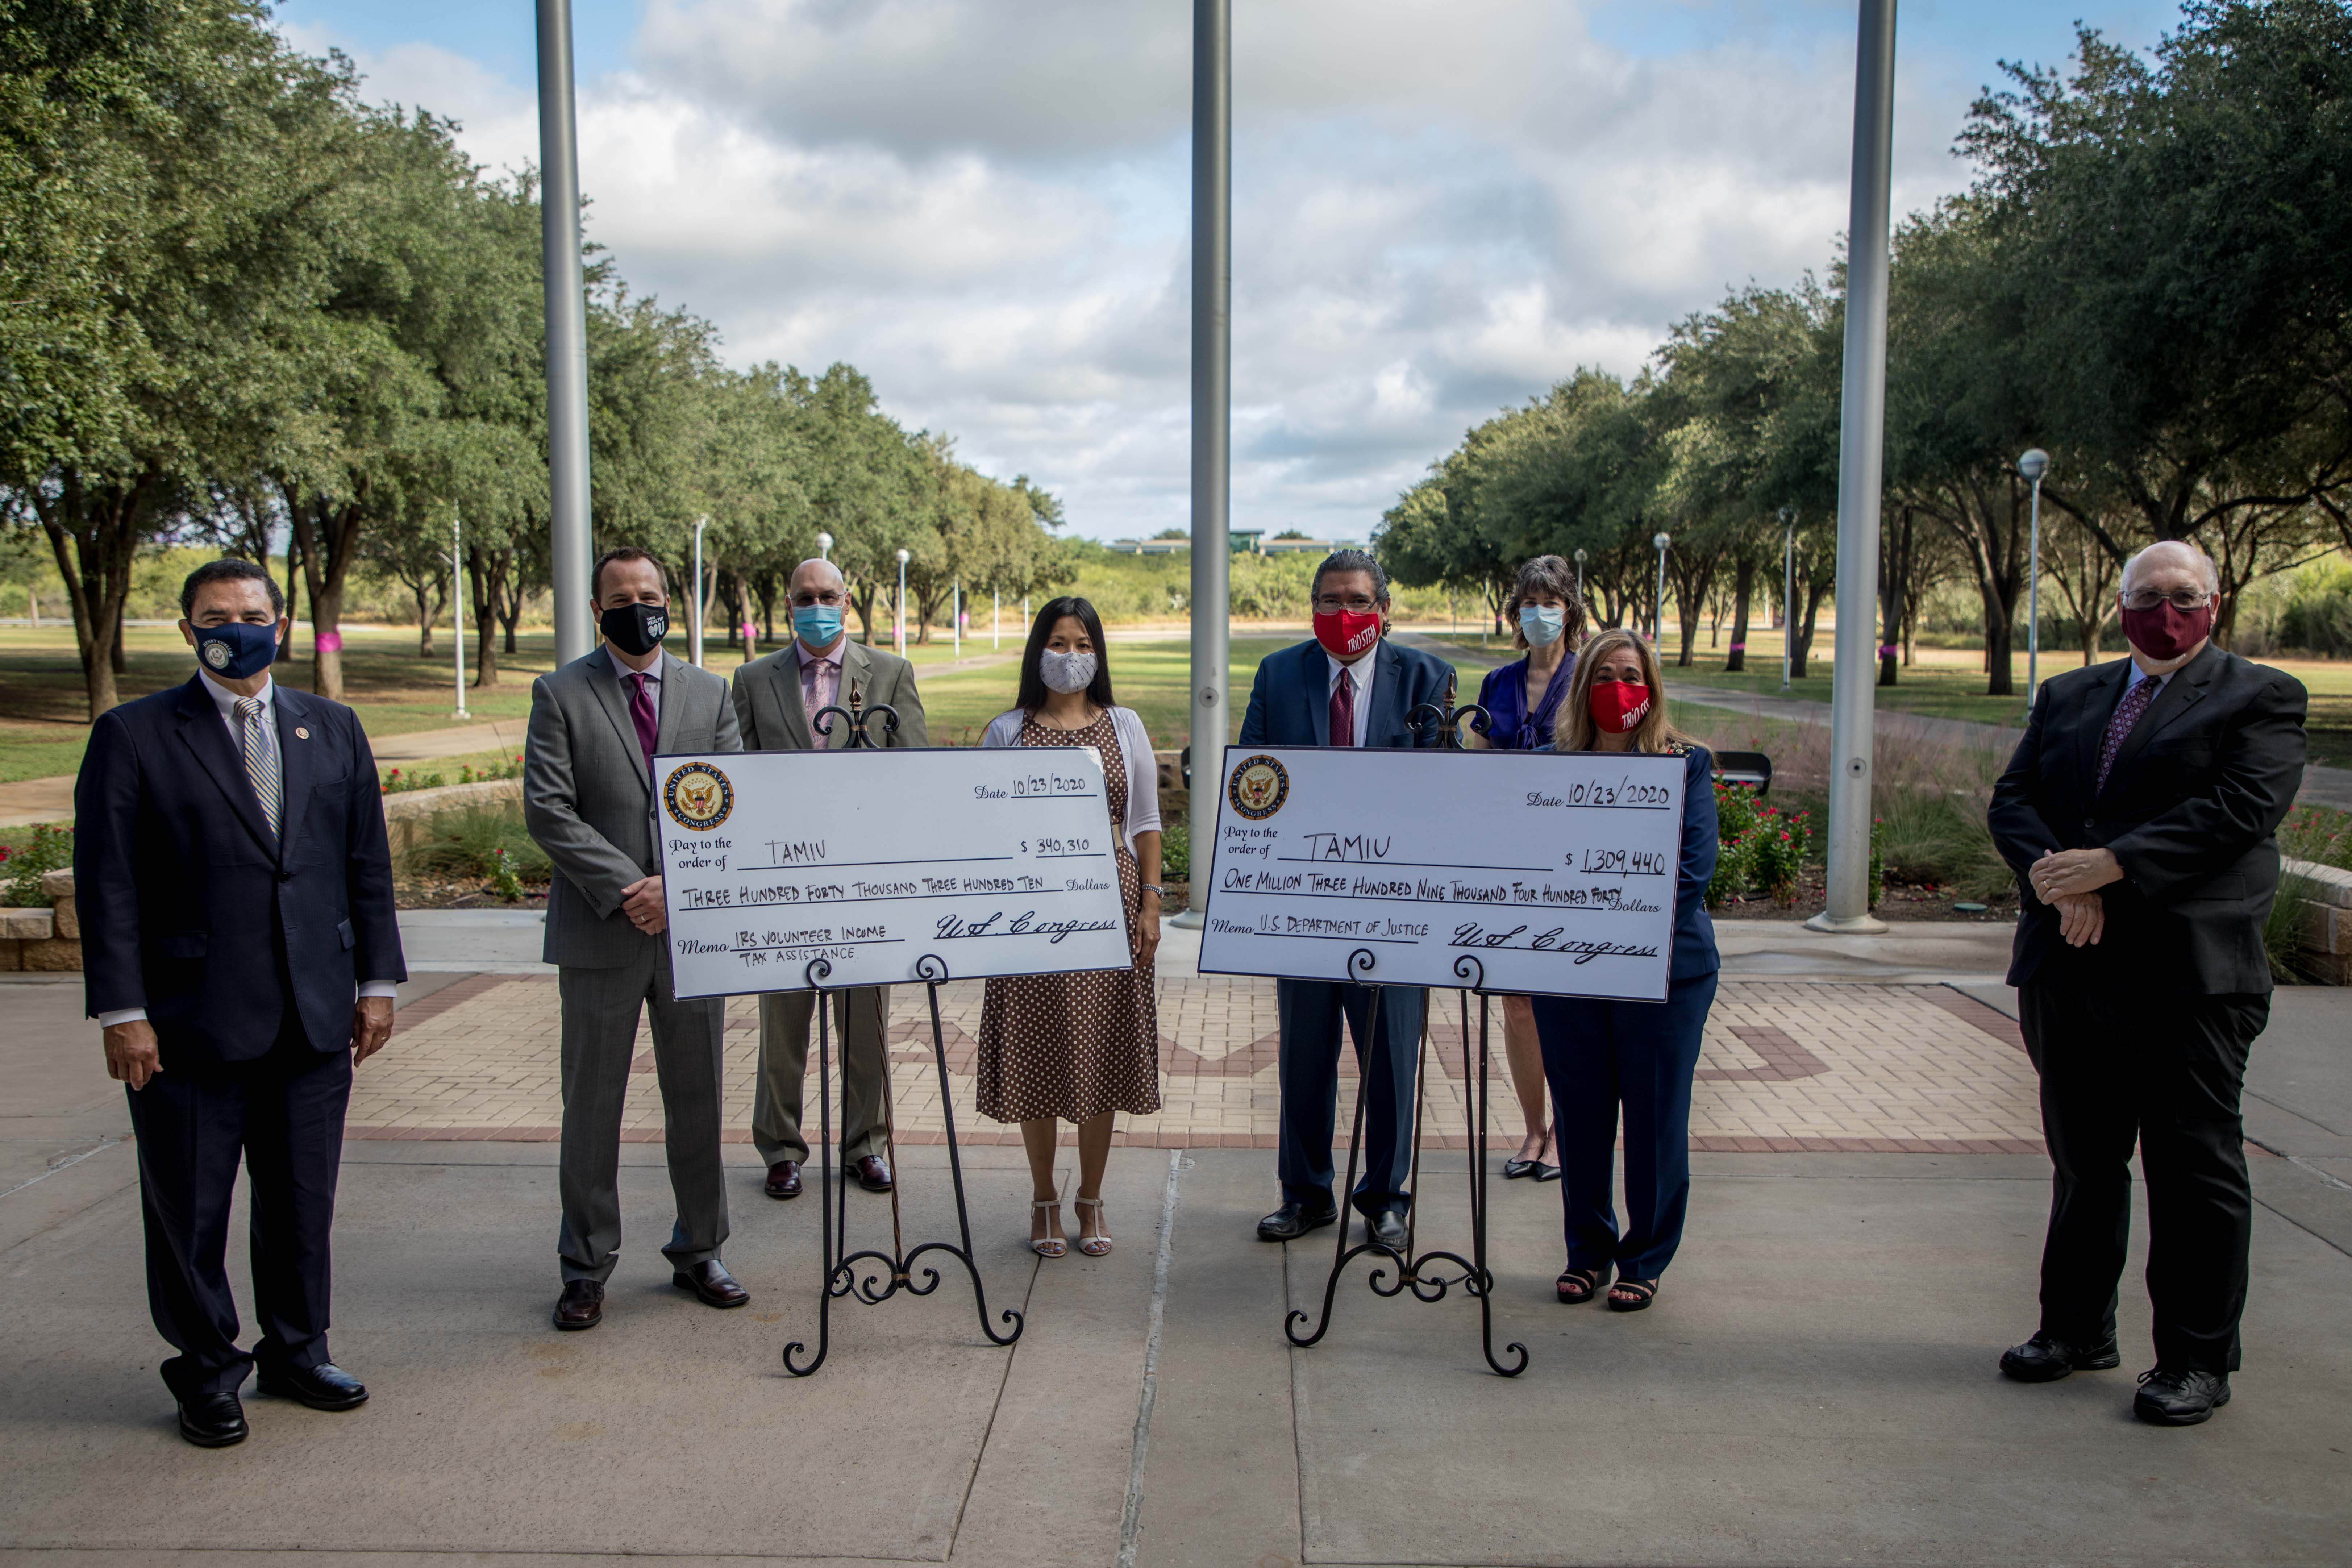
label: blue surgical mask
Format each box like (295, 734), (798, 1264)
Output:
(1519, 604), (1566, 647)
(193, 620), (280, 680)
(792, 604), (844, 648)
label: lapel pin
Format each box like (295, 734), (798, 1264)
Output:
(294, 727), (310, 740)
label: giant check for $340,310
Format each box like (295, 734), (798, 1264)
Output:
(1198, 746), (1687, 1001)
(652, 747), (1135, 1001)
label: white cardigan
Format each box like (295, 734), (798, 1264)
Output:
(980, 706), (1162, 861)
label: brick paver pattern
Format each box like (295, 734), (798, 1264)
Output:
(351, 974), (2043, 1155)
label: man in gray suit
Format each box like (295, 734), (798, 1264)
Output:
(732, 557), (928, 1201)
(524, 545), (748, 1331)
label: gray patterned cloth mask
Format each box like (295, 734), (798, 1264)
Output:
(1038, 649), (1098, 694)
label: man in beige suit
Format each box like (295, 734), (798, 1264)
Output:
(731, 557), (927, 1200)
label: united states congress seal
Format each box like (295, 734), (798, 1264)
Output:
(663, 762), (733, 831)
(1227, 754), (1289, 821)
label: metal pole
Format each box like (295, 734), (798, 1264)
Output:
(1176, 0), (1231, 931)
(691, 514), (707, 668)
(451, 512), (470, 720)
(896, 549), (909, 653)
(993, 589), (1000, 650)
(953, 580), (961, 658)
(536, 0), (593, 666)
(1653, 533), (1670, 645)
(1810, 0), (1897, 935)
(2026, 476), (2043, 703)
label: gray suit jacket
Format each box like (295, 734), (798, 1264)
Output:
(731, 638), (928, 751)
(524, 646), (744, 968)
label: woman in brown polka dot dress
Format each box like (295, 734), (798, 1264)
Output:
(977, 597), (1163, 1259)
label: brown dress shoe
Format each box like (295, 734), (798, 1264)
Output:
(764, 1160), (803, 1199)
(553, 1279), (604, 1331)
(847, 1154), (893, 1193)
(673, 1260), (750, 1308)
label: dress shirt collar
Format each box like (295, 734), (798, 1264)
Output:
(2121, 659), (2170, 701)
(795, 636), (846, 670)
(199, 668), (275, 717)
(1325, 641), (1378, 686)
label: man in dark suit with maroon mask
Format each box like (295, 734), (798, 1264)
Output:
(1989, 540), (2306, 1426)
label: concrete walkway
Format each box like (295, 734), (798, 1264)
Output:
(4, 925), (2348, 1565)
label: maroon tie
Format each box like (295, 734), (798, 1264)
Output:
(2095, 675), (2156, 794)
(1329, 666), (1356, 748)
(627, 670), (659, 773)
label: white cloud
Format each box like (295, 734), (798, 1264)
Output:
(305, 0), (1994, 541)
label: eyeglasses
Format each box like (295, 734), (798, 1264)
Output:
(1313, 595), (1379, 614)
(2121, 588), (2212, 613)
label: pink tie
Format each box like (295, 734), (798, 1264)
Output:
(627, 671), (658, 773)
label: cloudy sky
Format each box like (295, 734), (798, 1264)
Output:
(271, 0), (2187, 543)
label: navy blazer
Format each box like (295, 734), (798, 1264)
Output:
(1238, 637), (1456, 749)
(1661, 744), (1722, 985)
(74, 675), (406, 1065)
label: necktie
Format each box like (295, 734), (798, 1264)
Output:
(627, 670), (659, 773)
(2096, 676), (2157, 795)
(235, 697), (282, 839)
(1329, 666), (1356, 748)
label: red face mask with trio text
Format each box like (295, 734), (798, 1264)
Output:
(1314, 607), (1382, 661)
(1587, 679), (1652, 734)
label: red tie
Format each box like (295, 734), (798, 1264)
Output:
(1329, 666), (1356, 748)
(628, 670), (659, 773)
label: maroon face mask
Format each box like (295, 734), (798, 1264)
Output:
(2119, 599), (2214, 662)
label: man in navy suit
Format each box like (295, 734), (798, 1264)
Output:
(1239, 550), (1455, 1249)
(76, 559), (405, 1448)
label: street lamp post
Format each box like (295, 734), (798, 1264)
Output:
(690, 513), (709, 668)
(450, 510), (470, 720)
(1573, 548), (1586, 610)
(1780, 507), (1795, 690)
(1652, 532), (1671, 646)
(895, 548), (910, 653)
(815, 530), (833, 562)
(2019, 448), (2049, 704)
(993, 588), (1000, 650)
(953, 580), (961, 658)
(535, 0), (593, 664)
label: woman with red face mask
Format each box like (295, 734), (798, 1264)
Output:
(1529, 628), (1722, 1313)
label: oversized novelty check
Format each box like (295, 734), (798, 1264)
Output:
(1198, 745), (1685, 1000)
(652, 748), (1135, 999)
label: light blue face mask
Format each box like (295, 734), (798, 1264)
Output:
(792, 603), (844, 648)
(1519, 603), (1566, 647)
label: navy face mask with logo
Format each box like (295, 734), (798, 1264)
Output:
(193, 621), (281, 680)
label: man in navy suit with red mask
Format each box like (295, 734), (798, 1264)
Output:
(1238, 550), (1454, 1251)
(76, 559), (405, 1447)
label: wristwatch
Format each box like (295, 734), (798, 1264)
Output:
(1140, 883), (1166, 898)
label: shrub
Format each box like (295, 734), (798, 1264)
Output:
(403, 802), (551, 885)
(1746, 805), (1813, 904)
(0, 824), (72, 907)
(1161, 819), (1191, 882)
(382, 766), (446, 794)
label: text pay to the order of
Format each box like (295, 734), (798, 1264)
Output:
(653, 746), (1135, 999)
(1198, 745), (1684, 1000)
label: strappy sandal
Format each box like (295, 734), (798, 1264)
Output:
(1031, 1198), (1067, 1259)
(1607, 1277), (1658, 1312)
(1556, 1266), (1608, 1304)
(1074, 1195), (1112, 1257)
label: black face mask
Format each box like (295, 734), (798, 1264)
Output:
(600, 602), (668, 657)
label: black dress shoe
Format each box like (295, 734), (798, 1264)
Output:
(1502, 1157), (1536, 1180)
(1257, 1201), (1339, 1241)
(1364, 1210), (1408, 1252)
(256, 1361), (368, 1411)
(177, 1391), (248, 1448)
(553, 1278), (604, 1331)
(673, 1260), (750, 1308)
(764, 1160), (803, 1199)
(1999, 1331), (2121, 1383)
(2134, 1366), (2231, 1426)
(847, 1155), (893, 1193)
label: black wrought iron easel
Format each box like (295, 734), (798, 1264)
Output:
(781, 704), (1023, 1376)
(1283, 702), (1527, 1377)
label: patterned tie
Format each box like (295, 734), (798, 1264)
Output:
(235, 697), (282, 839)
(2096, 675), (2157, 795)
(627, 670), (659, 773)
(1329, 666), (1356, 748)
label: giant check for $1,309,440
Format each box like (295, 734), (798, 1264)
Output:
(652, 748), (1136, 1001)
(1198, 746), (1686, 1001)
